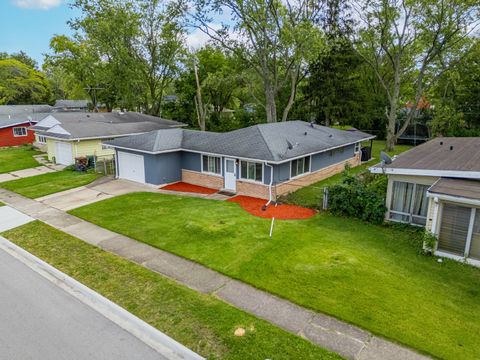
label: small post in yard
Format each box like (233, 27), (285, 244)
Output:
(269, 217), (275, 238)
(323, 187), (329, 210)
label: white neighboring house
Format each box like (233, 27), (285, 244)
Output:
(370, 137), (480, 267)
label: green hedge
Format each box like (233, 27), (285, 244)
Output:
(328, 171), (387, 224)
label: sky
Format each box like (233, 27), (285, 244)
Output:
(0, 0), (78, 66)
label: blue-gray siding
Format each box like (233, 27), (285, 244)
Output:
(117, 143), (356, 186)
(144, 151), (182, 185)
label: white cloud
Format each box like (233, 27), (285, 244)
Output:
(11, 0), (62, 10)
(185, 28), (215, 50)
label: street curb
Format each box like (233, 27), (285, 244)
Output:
(0, 236), (204, 360)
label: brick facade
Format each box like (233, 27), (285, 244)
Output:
(182, 169), (224, 189)
(237, 180), (270, 199)
(274, 154), (361, 197)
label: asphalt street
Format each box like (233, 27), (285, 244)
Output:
(0, 247), (167, 360)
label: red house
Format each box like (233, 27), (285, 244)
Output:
(0, 105), (53, 147)
(0, 116), (37, 147)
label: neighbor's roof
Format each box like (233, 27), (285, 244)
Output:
(105, 121), (374, 162)
(54, 99), (89, 109)
(428, 178), (480, 201)
(0, 104), (53, 115)
(388, 138), (480, 172)
(0, 112), (52, 129)
(31, 112), (186, 140)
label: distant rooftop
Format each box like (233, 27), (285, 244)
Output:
(31, 111), (185, 140)
(0, 105), (53, 115)
(53, 100), (89, 109)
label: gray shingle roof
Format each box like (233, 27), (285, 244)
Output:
(0, 112), (52, 129)
(105, 121), (374, 162)
(428, 178), (480, 201)
(386, 137), (480, 172)
(31, 112), (186, 139)
(54, 100), (89, 109)
(0, 105), (53, 115)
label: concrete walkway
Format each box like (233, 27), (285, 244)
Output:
(0, 188), (429, 360)
(0, 155), (65, 184)
(36, 178), (158, 211)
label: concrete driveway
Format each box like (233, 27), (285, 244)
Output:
(36, 178), (158, 211)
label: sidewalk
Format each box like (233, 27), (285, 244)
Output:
(0, 188), (429, 360)
(0, 155), (65, 184)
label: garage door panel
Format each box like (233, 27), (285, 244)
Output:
(55, 142), (73, 165)
(118, 152), (145, 184)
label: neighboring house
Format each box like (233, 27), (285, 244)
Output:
(31, 112), (185, 165)
(105, 121), (374, 200)
(0, 110), (52, 147)
(53, 99), (89, 111)
(370, 137), (480, 266)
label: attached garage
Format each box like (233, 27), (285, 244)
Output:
(55, 141), (73, 165)
(118, 151), (145, 184)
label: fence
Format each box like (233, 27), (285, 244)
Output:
(93, 155), (116, 176)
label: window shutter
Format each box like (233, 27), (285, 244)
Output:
(438, 204), (471, 256)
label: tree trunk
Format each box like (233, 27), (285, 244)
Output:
(281, 67), (300, 122)
(194, 63), (206, 131)
(386, 105), (397, 151)
(265, 86), (277, 123)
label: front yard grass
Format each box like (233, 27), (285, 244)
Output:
(282, 140), (413, 208)
(0, 146), (42, 174)
(70, 192), (480, 360)
(1, 221), (341, 360)
(0, 170), (100, 198)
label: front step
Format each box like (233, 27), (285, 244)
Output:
(217, 189), (237, 197)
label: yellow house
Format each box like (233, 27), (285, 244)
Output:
(31, 112), (185, 165)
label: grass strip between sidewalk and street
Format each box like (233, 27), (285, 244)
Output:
(1, 221), (342, 360)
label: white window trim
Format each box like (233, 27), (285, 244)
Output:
(290, 155), (312, 180)
(37, 135), (47, 144)
(388, 181), (428, 226)
(239, 160), (264, 184)
(355, 142), (361, 153)
(201, 154), (222, 177)
(13, 127), (27, 137)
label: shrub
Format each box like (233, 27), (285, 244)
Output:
(328, 171), (387, 224)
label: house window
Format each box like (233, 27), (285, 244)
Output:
(389, 181), (428, 226)
(202, 155), (221, 175)
(437, 205), (480, 261)
(240, 161), (262, 182)
(291, 156), (310, 178)
(13, 127), (27, 137)
(37, 135), (47, 144)
(355, 142), (361, 152)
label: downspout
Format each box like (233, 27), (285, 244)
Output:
(264, 162), (274, 207)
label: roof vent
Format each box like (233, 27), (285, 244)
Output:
(304, 132), (308, 136)
(86, 114), (90, 118)
(310, 121), (315, 128)
(439, 141), (443, 145)
(329, 134), (333, 138)
(450, 145), (454, 150)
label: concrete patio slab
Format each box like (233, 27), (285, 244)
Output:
(37, 187), (113, 211)
(0, 206), (34, 232)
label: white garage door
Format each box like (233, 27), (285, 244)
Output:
(55, 141), (73, 165)
(118, 151), (145, 184)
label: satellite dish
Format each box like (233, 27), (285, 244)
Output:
(380, 151), (392, 165)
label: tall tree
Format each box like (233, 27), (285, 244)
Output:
(355, 0), (480, 150)
(0, 59), (51, 104)
(193, 0), (323, 123)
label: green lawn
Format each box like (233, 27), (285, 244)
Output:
(282, 140), (413, 208)
(0, 170), (100, 198)
(0, 146), (42, 174)
(2, 221), (340, 360)
(70, 193), (480, 360)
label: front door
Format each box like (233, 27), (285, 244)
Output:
(224, 158), (236, 192)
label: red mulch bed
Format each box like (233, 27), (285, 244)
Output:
(227, 195), (316, 220)
(161, 182), (218, 195)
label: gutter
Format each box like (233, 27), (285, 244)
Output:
(264, 162), (274, 207)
